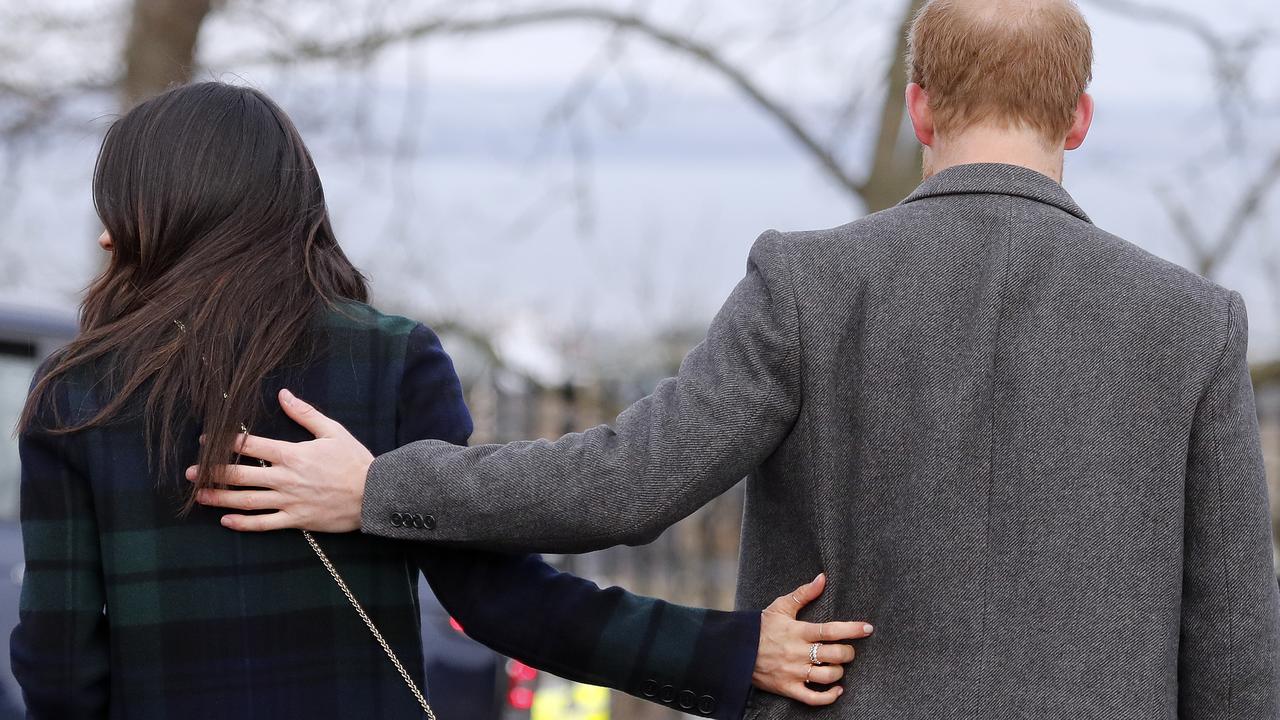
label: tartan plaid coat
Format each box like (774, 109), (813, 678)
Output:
(12, 301), (759, 719)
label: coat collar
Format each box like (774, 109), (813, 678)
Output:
(899, 162), (1092, 224)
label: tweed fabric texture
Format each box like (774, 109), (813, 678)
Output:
(366, 163), (1280, 719)
(13, 302), (759, 719)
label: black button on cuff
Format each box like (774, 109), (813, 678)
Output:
(697, 695), (716, 715)
(390, 512), (404, 528)
(411, 514), (425, 529)
(422, 514), (437, 530)
(639, 679), (658, 698)
(659, 684), (676, 703)
(678, 690), (696, 710)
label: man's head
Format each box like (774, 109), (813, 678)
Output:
(905, 0), (1095, 179)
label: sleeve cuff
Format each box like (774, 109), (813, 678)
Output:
(715, 609), (761, 720)
(361, 445), (448, 541)
(624, 607), (760, 719)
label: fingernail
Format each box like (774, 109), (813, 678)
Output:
(198, 434), (206, 445)
(280, 389), (295, 405)
(863, 623), (875, 634)
(836, 687), (844, 695)
(220, 516), (233, 528)
(185, 467), (197, 481)
(814, 572), (824, 582)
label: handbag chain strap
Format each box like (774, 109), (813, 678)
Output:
(301, 529), (437, 719)
(238, 423), (436, 718)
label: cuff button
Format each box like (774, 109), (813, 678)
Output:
(423, 514), (437, 530)
(659, 685), (676, 704)
(678, 690), (696, 710)
(390, 512), (404, 528)
(640, 679), (657, 698)
(698, 695), (716, 715)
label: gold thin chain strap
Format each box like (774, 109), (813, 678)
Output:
(237, 423), (436, 718)
(300, 529), (437, 719)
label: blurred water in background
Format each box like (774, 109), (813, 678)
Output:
(1, 85), (1276, 358)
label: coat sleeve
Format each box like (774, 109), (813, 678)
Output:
(1178, 292), (1280, 718)
(363, 232), (802, 553)
(10, 381), (111, 719)
(396, 323), (760, 719)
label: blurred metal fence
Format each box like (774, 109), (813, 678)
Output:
(463, 371), (743, 720)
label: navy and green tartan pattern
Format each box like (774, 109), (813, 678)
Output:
(12, 301), (759, 719)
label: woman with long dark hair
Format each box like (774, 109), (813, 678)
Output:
(12, 82), (867, 719)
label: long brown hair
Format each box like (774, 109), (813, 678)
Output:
(21, 82), (368, 512)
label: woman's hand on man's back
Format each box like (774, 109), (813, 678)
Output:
(754, 573), (875, 706)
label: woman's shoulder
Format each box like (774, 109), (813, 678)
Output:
(311, 299), (453, 374)
(316, 299), (421, 337)
(23, 353), (103, 434)
(309, 299), (471, 446)
(314, 299), (452, 347)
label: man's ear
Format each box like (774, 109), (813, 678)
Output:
(1065, 92), (1095, 151)
(906, 83), (935, 147)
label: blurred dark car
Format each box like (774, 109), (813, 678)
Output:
(418, 578), (508, 719)
(0, 304), (527, 720)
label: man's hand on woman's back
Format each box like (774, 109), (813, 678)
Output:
(189, 388), (372, 533)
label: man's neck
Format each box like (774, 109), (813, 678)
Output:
(923, 125), (1066, 183)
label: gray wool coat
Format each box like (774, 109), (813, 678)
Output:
(365, 163), (1280, 719)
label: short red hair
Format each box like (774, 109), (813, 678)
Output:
(908, 0), (1094, 140)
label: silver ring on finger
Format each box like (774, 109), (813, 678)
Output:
(810, 643), (823, 666)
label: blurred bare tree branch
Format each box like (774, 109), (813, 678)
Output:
(123, 0), (218, 106)
(217, 1), (926, 212)
(0, 3), (123, 135)
(1154, 149), (1280, 277)
(864, 0), (926, 212)
(1085, 0), (1280, 279)
(1085, 0), (1272, 144)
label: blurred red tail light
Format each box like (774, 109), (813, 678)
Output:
(505, 659), (539, 710)
(508, 686), (535, 710)
(506, 660), (539, 683)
